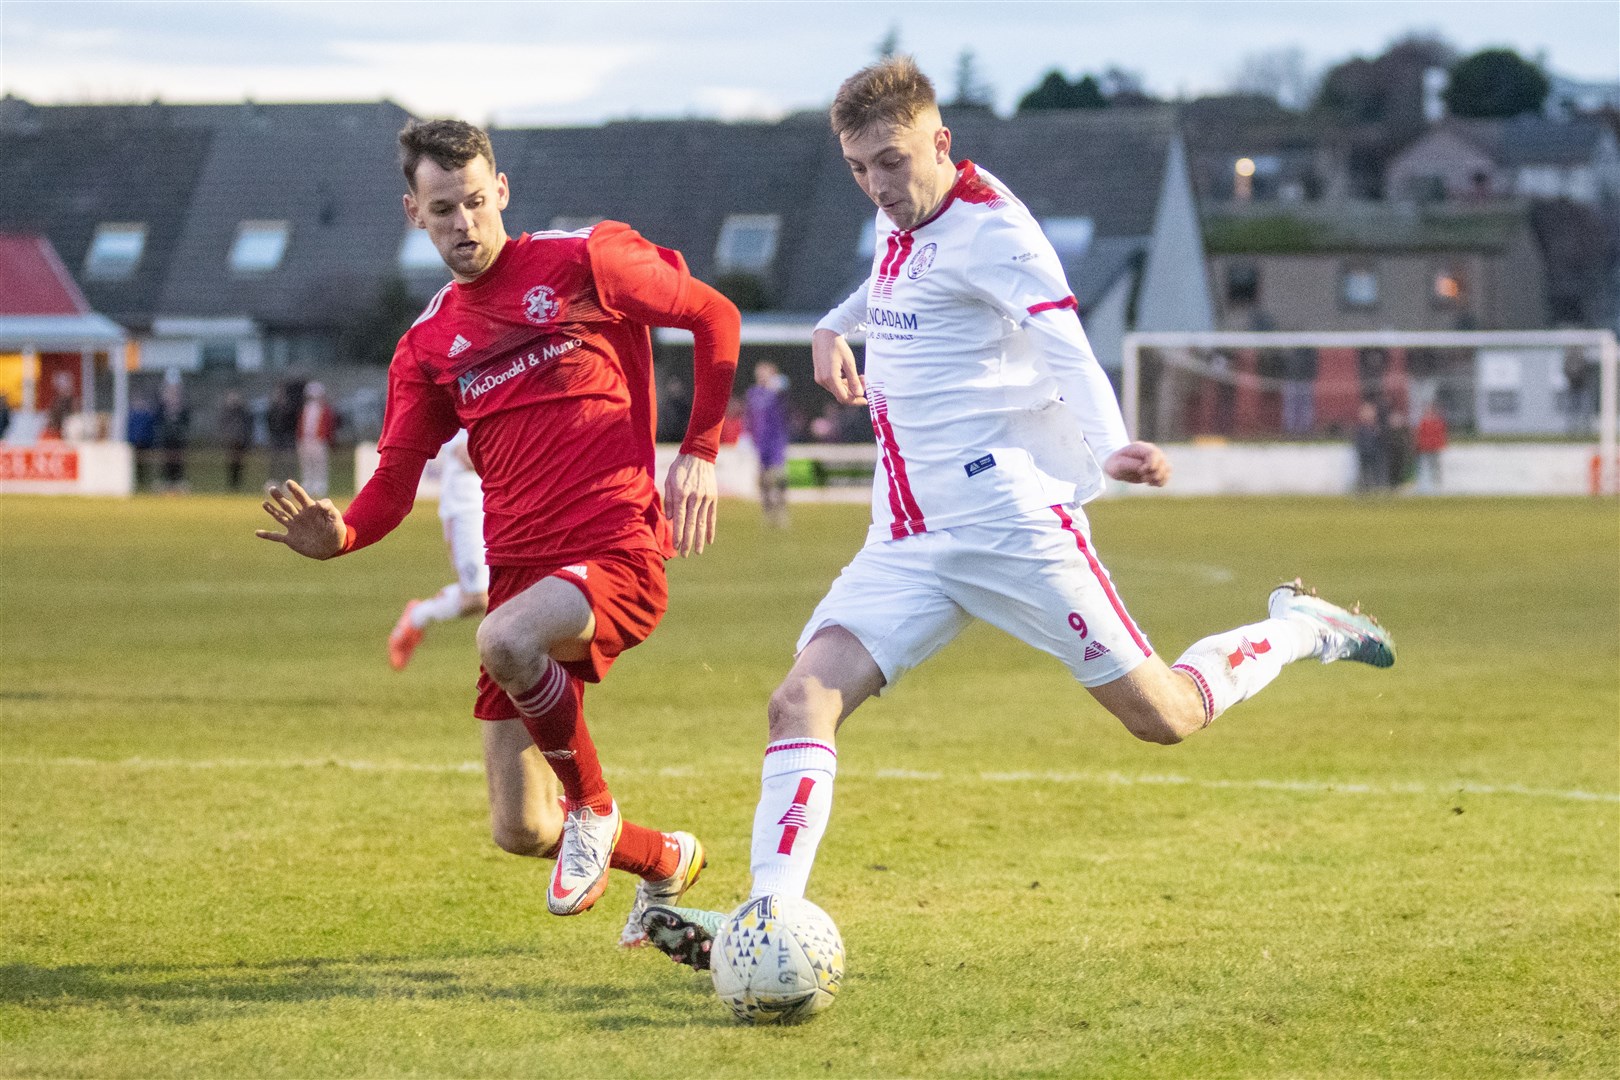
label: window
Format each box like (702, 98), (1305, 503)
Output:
(1339, 265), (1380, 309)
(1040, 216), (1094, 257)
(228, 220), (290, 273)
(715, 214), (780, 273)
(1431, 265), (1467, 308)
(547, 215), (603, 233)
(84, 223), (146, 280)
(1224, 261), (1260, 305)
(398, 228), (442, 272)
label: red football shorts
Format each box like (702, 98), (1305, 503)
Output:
(473, 548), (669, 721)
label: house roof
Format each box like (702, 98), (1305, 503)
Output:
(1, 97), (1185, 334)
(494, 105), (1179, 315)
(0, 233), (126, 348)
(0, 233), (89, 314)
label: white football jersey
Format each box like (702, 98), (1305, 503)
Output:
(819, 161), (1130, 546)
(436, 428), (485, 524)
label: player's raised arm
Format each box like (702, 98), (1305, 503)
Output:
(587, 222), (741, 557)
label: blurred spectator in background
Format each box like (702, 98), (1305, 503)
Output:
(45, 371), (76, 439)
(658, 374), (691, 443)
(1414, 403), (1449, 494)
(745, 360), (791, 528)
(1281, 348), (1317, 436)
(296, 380), (337, 497)
(1386, 408), (1414, 489)
(720, 395), (745, 448)
(0, 391), (11, 441)
(218, 390), (253, 492)
(1353, 401), (1389, 494)
(156, 380), (190, 493)
(266, 381), (299, 485)
(126, 394), (157, 489)
(1564, 350), (1595, 435)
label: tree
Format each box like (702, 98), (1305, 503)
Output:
(1017, 70), (1109, 113)
(874, 25), (900, 60)
(952, 49), (994, 108)
(1230, 46), (1318, 111)
(1444, 48), (1550, 118)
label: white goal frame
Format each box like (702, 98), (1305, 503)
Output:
(1120, 329), (1620, 495)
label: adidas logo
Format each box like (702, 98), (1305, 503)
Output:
(1083, 642), (1111, 662)
(448, 334), (472, 358)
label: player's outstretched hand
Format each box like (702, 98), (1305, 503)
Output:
(664, 453), (717, 557)
(255, 479), (346, 559)
(812, 328), (866, 406)
(1104, 442), (1171, 487)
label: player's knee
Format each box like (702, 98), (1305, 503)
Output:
(767, 677), (824, 740)
(476, 612), (528, 685)
(1116, 703), (1199, 746)
(490, 821), (540, 856)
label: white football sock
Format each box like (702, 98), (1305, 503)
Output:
(748, 739), (837, 901)
(1170, 617), (1317, 726)
(411, 584), (466, 629)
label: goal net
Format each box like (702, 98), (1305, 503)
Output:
(1120, 330), (1619, 494)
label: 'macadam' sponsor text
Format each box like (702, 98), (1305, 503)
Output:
(866, 306), (918, 330)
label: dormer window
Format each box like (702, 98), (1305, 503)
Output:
(85, 223), (146, 280)
(715, 214), (781, 273)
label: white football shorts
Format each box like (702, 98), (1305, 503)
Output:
(796, 503), (1153, 691)
(442, 509), (490, 595)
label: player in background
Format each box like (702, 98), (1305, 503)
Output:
(744, 360), (792, 528)
(257, 119), (739, 938)
(642, 57), (1395, 967)
(388, 428), (489, 671)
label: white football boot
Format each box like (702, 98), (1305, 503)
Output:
(1268, 579), (1396, 668)
(619, 831), (707, 948)
(547, 800), (621, 916)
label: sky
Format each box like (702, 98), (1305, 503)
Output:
(3, 0), (1617, 127)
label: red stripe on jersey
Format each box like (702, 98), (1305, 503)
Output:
(869, 389), (925, 538)
(874, 231), (914, 300)
(1027, 295), (1079, 316)
(1051, 505), (1151, 657)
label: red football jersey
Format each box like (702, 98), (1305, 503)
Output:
(372, 222), (733, 567)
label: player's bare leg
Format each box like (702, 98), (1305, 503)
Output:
(482, 718), (564, 856)
(478, 577), (619, 915)
(644, 625), (883, 968)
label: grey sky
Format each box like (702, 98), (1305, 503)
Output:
(4, 1), (1616, 126)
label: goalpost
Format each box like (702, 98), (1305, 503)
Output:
(1120, 329), (1620, 495)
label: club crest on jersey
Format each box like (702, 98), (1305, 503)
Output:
(522, 284), (560, 325)
(907, 242), (938, 279)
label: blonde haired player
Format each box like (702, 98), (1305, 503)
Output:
(643, 56), (1395, 966)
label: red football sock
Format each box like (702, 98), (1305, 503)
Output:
(611, 824), (682, 880)
(509, 659), (611, 812)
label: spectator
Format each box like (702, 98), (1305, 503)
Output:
(745, 360), (792, 528)
(1280, 348), (1318, 436)
(45, 371), (76, 439)
(1414, 403), (1449, 494)
(0, 391), (11, 441)
(296, 380), (337, 498)
(156, 380), (190, 493)
(218, 390), (254, 492)
(658, 374), (691, 443)
(1353, 401), (1389, 494)
(266, 381), (300, 486)
(1386, 408), (1415, 489)
(126, 395), (157, 489)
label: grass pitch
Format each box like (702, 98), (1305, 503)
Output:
(1, 493), (1616, 1078)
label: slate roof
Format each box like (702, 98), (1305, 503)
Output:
(1, 97), (1180, 334)
(493, 105), (1176, 315)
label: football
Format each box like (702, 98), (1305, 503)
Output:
(710, 894), (845, 1025)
